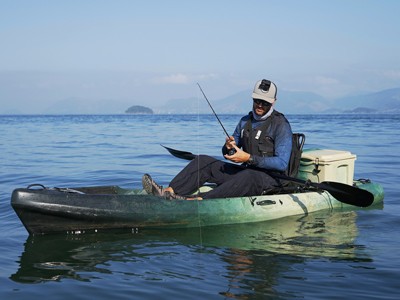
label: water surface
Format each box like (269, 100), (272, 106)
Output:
(1, 114), (399, 299)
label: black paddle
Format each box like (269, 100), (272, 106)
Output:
(161, 145), (375, 208)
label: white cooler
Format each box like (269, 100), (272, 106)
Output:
(297, 149), (357, 185)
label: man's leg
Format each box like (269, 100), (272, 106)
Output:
(169, 155), (242, 196)
(202, 168), (279, 199)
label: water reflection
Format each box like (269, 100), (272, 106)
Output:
(11, 208), (378, 287)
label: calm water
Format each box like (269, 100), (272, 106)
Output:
(1, 114), (399, 299)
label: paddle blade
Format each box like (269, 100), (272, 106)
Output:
(316, 181), (374, 207)
(161, 145), (195, 161)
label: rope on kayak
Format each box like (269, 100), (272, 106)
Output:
(53, 187), (86, 194)
(26, 183), (85, 194)
(357, 178), (371, 184)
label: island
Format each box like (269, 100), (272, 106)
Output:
(125, 105), (153, 114)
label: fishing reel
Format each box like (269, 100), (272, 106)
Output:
(228, 148), (236, 155)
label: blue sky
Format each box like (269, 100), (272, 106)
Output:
(1, 0), (399, 113)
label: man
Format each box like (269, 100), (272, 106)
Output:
(143, 79), (293, 200)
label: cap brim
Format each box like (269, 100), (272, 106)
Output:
(252, 93), (275, 104)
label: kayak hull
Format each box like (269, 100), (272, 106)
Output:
(11, 181), (384, 235)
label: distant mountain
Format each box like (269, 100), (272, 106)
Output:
(27, 87), (400, 115)
(155, 90), (330, 115)
(334, 88), (400, 113)
(153, 97), (202, 114)
(272, 90), (330, 114)
(342, 107), (378, 114)
(43, 97), (133, 114)
(154, 87), (400, 114)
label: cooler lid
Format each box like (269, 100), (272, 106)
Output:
(301, 149), (356, 163)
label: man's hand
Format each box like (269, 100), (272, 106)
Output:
(225, 136), (236, 150)
(224, 144), (251, 163)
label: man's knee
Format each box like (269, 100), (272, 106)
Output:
(195, 155), (219, 166)
(243, 169), (275, 185)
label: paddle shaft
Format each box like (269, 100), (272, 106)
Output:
(161, 145), (374, 207)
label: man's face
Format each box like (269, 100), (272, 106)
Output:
(253, 99), (272, 116)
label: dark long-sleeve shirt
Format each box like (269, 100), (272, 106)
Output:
(223, 110), (293, 172)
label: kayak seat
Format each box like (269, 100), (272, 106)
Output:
(263, 133), (306, 194)
(286, 133), (305, 178)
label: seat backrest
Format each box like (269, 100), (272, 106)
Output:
(286, 133), (305, 178)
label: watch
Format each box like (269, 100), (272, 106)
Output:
(247, 155), (255, 165)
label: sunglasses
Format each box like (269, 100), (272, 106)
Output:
(253, 99), (271, 108)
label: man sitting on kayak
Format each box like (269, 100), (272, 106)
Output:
(143, 79), (293, 200)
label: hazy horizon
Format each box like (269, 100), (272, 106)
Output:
(1, 0), (399, 114)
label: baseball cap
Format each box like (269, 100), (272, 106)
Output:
(251, 79), (277, 104)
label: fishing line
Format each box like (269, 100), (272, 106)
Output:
(195, 85), (203, 247)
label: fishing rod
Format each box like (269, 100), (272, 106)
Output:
(197, 83), (236, 155)
(197, 83), (231, 138)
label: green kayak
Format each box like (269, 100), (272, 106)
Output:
(11, 178), (383, 235)
(11, 147), (384, 235)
